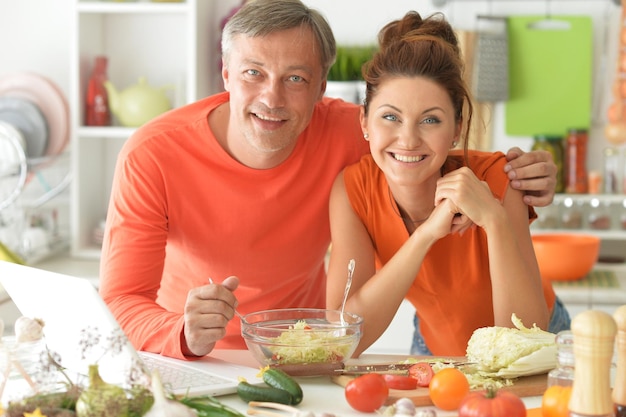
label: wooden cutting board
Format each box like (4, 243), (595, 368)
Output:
(331, 372), (547, 407)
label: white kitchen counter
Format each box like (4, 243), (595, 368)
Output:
(210, 349), (544, 416)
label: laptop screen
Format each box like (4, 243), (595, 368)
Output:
(0, 260), (261, 398)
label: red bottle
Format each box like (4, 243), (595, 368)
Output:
(85, 56), (110, 126)
(564, 128), (588, 194)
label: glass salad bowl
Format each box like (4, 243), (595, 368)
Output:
(241, 308), (363, 371)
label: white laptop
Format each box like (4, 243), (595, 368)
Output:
(0, 260), (261, 397)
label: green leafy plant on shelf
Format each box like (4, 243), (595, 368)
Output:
(327, 45), (377, 81)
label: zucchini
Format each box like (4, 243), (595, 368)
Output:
(236, 381), (293, 405)
(262, 368), (303, 405)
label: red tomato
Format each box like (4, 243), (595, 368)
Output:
(428, 368), (470, 411)
(345, 373), (389, 412)
(382, 374), (418, 390)
(408, 362), (434, 387)
(458, 387), (526, 417)
(541, 385), (572, 417)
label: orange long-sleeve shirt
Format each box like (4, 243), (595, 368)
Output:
(99, 92), (368, 358)
(344, 151), (556, 355)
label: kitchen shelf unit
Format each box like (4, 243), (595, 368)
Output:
(69, 0), (212, 259)
(531, 193), (626, 240)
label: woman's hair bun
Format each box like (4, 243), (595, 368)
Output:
(378, 11), (458, 55)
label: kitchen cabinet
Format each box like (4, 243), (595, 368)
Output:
(69, 0), (212, 258)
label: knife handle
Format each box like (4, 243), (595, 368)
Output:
(269, 362), (344, 377)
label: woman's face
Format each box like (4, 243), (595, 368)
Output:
(361, 76), (460, 187)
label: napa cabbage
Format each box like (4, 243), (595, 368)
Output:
(465, 314), (557, 378)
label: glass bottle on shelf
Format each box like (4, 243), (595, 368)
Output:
(623, 148), (626, 194)
(564, 128), (588, 194)
(603, 147), (620, 194)
(547, 330), (574, 387)
(85, 55), (110, 127)
(621, 199), (626, 231)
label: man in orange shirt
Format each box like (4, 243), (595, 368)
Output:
(99, 0), (558, 359)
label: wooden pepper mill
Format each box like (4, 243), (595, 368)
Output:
(614, 305), (626, 417)
(569, 310), (617, 417)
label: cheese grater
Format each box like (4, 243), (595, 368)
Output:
(472, 16), (509, 102)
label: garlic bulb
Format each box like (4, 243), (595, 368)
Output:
(15, 316), (45, 343)
(76, 364), (129, 417)
(393, 398), (416, 416)
(144, 370), (196, 417)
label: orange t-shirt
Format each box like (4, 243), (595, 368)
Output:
(343, 151), (556, 356)
(99, 92), (368, 358)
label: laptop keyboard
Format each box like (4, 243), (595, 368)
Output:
(141, 354), (233, 390)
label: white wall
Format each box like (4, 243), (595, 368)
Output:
(0, 0), (73, 96)
(0, 0), (622, 167)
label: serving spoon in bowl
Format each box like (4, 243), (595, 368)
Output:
(339, 259), (355, 326)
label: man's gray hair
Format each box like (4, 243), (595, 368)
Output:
(222, 0), (337, 77)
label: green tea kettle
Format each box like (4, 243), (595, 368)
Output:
(104, 77), (172, 127)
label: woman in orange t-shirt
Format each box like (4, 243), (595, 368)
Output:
(326, 11), (570, 357)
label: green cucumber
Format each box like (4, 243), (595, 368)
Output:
(236, 381), (293, 405)
(262, 368), (303, 405)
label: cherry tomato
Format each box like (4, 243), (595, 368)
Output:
(345, 373), (389, 412)
(458, 386), (525, 417)
(408, 362), (434, 387)
(382, 374), (418, 390)
(541, 385), (572, 417)
(428, 368), (470, 411)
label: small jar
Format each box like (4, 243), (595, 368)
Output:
(621, 199), (626, 231)
(588, 198), (612, 230)
(0, 336), (46, 402)
(588, 170), (602, 195)
(547, 330), (575, 387)
(532, 134), (564, 193)
(564, 128), (588, 194)
(535, 200), (561, 229)
(561, 197), (583, 229)
(603, 147), (620, 194)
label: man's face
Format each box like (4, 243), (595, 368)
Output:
(222, 26), (326, 168)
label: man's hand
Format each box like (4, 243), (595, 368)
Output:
(504, 147), (557, 207)
(182, 276), (240, 357)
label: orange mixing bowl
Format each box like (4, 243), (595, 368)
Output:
(532, 233), (600, 281)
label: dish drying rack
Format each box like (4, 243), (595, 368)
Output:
(0, 149), (72, 264)
(0, 72), (71, 264)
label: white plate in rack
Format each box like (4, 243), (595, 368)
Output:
(0, 121), (28, 211)
(0, 96), (49, 159)
(0, 72), (69, 161)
